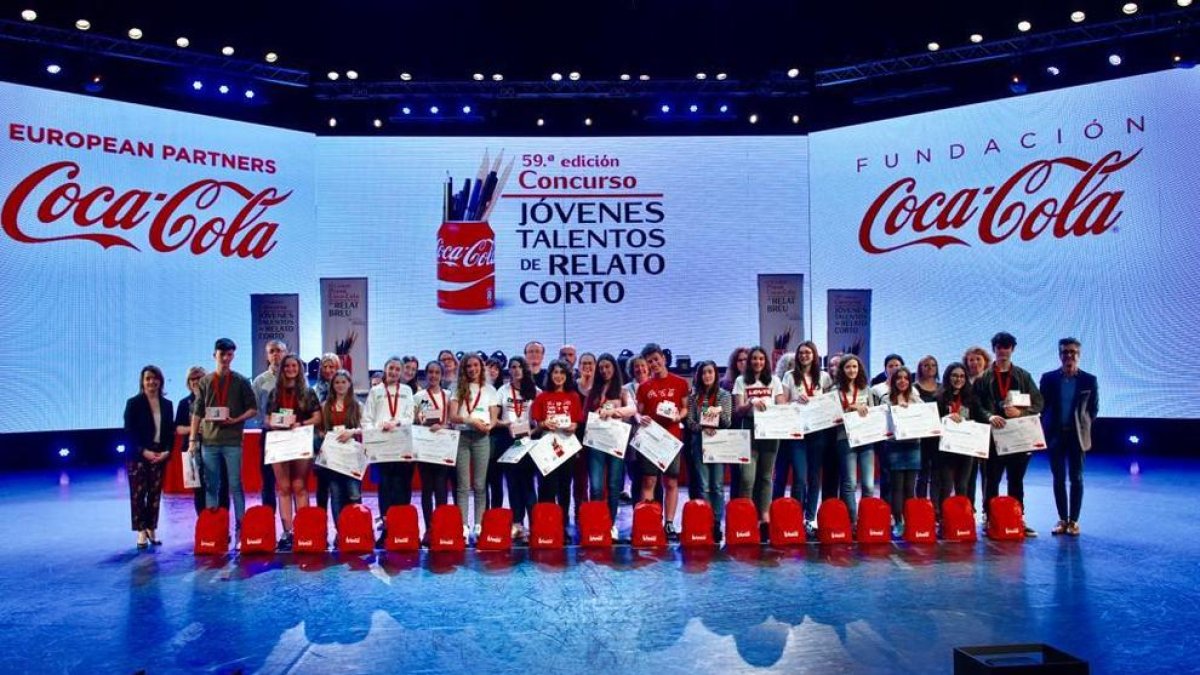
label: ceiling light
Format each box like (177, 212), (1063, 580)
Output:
(1070, 10), (1086, 22)
(218, 85), (229, 94)
(46, 64), (61, 75)
(472, 73), (484, 81)
(970, 33), (983, 43)
(1109, 53), (1123, 66)
(786, 68), (800, 78)
(748, 113), (758, 124)
(550, 72), (562, 81)
(265, 52), (278, 63)
(695, 72), (707, 80)
(715, 72), (727, 80)
(492, 73), (503, 81)
(1122, 3), (1138, 15)
(327, 71), (339, 81)
(569, 71), (581, 81)
(75, 19), (91, 31)
(639, 74), (650, 81)
(400, 72), (412, 81)
(373, 119), (382, 128)
(176, 37), (190, 48)
(221, 46), (235, 56)
(328, 118), (337, 128)
(1017, 20), (1032, 32)
(927, 42), (940, 52)
(346, 70), (359, 80)
(20, 9), (36, 21)
(244, 89), (255, 99)
(584, 117), (592, 126)
(620, 73), (631, 81)
(128, 28), (143, 40)
(536, 118), (545, 126)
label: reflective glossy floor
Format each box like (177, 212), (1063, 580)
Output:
(0, 454), (1193, 674)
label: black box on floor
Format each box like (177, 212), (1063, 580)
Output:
(954, 644), (1089, 674)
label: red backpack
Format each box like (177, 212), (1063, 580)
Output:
(194, 507), (229, 555)
(856, 497), (892, 544)
(578, 501), (613, 548)
(903, 498), (938, 544)
(429, 504), (466, 552)
(817, 498), (852, 544)
(529, 502), (564, 550)
(941, 495), (977, 542)
(987, 496), (1026, 541)
(239, 505), (276, 554)
(337, 504), (375, 553)
(477, 508), (513, 551)
(631, 502), (666, 548)
(724, 498), (760, 546)
(384, 505), (420, 552)
(769, 497), (806, 547)
(680, 499), (715, 548)
(293, 506), (329, 552)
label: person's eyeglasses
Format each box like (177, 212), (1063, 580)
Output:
(1061, 349), (1080, 356)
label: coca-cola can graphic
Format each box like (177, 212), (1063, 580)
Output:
(437, 220), (495, 312)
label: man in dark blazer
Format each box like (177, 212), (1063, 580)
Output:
(1039, 337), (1099, 536)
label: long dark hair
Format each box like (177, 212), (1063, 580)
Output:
(507, 356), (538, 401)
(586, 353), (624, 410)
(791, 340), (823, 386)
(837, 354), (868, 392)
(321, 369), (362, 430)
(741, 346), (772, 386)
(722, 346), (749, 389)
(939, 362), (976, 407)
(887, 366), (915, 404)
(544, 359), (579, 394)
(138, 365), (165, 396)
(693, 360), (720, 400)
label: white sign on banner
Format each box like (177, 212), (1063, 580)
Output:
(412, 425), (460, 465)
(701, 429), (752, 464)
(992, 415), (1048, 456)
(264, 425), (315, 464)
(316, 436), (369, 479)
(528, 432), (583, 476)
(582, 412), (632, 459)
(939, 417), (992, 459)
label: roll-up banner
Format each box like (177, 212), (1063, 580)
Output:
(320, 278), (369, 392)
(757, 274), (804, 370)
(250, 294), (300, 379)
(826, 289), (871, 371)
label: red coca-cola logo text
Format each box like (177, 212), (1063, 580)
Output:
(437, 238), (494, 268)
(1, 161), (291, 258)
(859, 149), (1140, 254)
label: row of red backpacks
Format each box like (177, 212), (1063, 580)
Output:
(195, 494), (1030, 555)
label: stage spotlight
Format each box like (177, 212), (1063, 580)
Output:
(748, 113), (758, 124)
(346, 70), (359, 80)
(584, 117), (593, 126)
(1129, 435), (1140, 444)
(619, 73), (631, 81)
(660, 104), (670, 113)
(719, 104), (729, 113)
(569, 71), (581, 81)
(327, 71), (339, 81)
(786, 68), (800, 78)
(58, 448), (70, 458)
(192, 80), (203, 90)
(328, 117), (337, 128)
(1179, 0), (1193, 6)
(970, 33), (983, 43)
(373, 118), (382, 128)
(430, 105), (439, 114)
(402, 106), (412, 114)
(85, 75), (104, 93)
(1046, 66), (1061, 76)
(792, 114), (801, 124)
(551, 72), (563, 81)
(473, 73), (484, 81)
(1109, 53), (1123, 66)
(689, 104), (698, 113)
(1122, 3), (1138, 15)
(639, 74), (650, 81)
(265, 52), (278, 63)
(21, 9), (36, 21)
(927, 42), (940, 52)
(128, 27), (143, 40)
(221, 46), (235, 56)
(536, 118), (545, 126)
(1017, 20), (1031, 32)
(695, 72), (707, 80)
(492, 73), (503, 81)
(244, 89), (255, 99)
(462, 105), (472, 114)
(46, 64), (61, 75)
(116, 444), (126, 454)
(1009, 75), (1027, 94)
(1070, 10), (1086, 23)
(218, 84), (229, 94)
(716, 72), (727, 80)
(176, 37), (190, 48)
(400, 72), (412, 81)
(75, 19), (91, 31)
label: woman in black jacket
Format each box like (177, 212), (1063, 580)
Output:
(123, 365), (174, 549)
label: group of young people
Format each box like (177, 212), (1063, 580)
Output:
(122, 331), (1097, 550)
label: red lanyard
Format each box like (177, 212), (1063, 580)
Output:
(840, 386), (859, 410)
(950, 394), (963, 415)
(702, 392), (717, 410)
(429, 390), (446, 412)
(512, 389), (525, 418)
(385, 383), (402, 418)
(994, 366), (1013, 402)
(212, 371), (231, 407)
(801, 373), (816, 397)
(467, 386), (483, 415)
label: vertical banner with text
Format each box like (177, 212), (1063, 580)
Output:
(250, 294), (300, 378)
(757, 274), (804, 370)
(826, 289), (872, 371)
(320, 278), (369, 392)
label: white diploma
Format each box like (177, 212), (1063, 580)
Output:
(582, 412), (632, 459)
(412, 425), (461, 466)
(753, 404), (806, 440)
(889, 401), (943, 441)
(528, 432), (583, 476)
(992, 414), (1048, 455)
(363, 426), (415, 463)
(842, 405), (891, 448)
(702, 429), (752, 464)
(316, 436), (369, 479)
(264, 425), (314, 464)
(497, 437), (533, 464)
(631, 420), (684, 471)
(796, 391), (844, 433)
(938, 417), (992, 459)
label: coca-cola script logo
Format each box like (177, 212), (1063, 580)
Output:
(436, 238), (495, 268)
(859, 149), (1140, 254)
(1, 161), (291, 258)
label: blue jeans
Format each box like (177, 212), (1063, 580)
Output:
(838, 437), (875, 522)
(202, 444), (245, 523)
(778, 437), (825, 522)
(328, 474), (362, 527)
(587, 448), (625, 523)
(691, 440), (726, 524)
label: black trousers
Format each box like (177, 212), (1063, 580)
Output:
(378, 462), (415, 521)
(985, 451), (1031, 511)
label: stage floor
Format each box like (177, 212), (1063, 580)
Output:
(0, 454), (1193, 674)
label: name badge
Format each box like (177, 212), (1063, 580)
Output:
(206, 406), (229, 421)
(656, 401), (678, 420)
(1005, 392), (1031, 408)
(550, 413), (571, 430)
(510, 420), (531, 437)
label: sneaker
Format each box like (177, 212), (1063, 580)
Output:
(1066, 521), (1081, 536)
(892, 523), (904, 539)
(805, 521), (818, 539)
(618, 491), (632, 505)
(1051, 520), (1068, 536)
(1024, 525), (1038, 538)
(277, 533), (293, 552)
(472, 523), (482, 537)
(610, 525), (619, 540)
(665, 522), (679, 542)
(463, 525), (471, 540)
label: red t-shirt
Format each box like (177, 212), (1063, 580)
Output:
(637, 373), (690, 439)
(531, 390), (585, 424)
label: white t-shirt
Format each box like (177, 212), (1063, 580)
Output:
(413, 388), (451, 425)
(450, 382), (500, 422)
(497, 383), (538, 425)
(362, 382), (415, 428)
(732, 375), (784, 404)
(781, 370), (834, 402)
